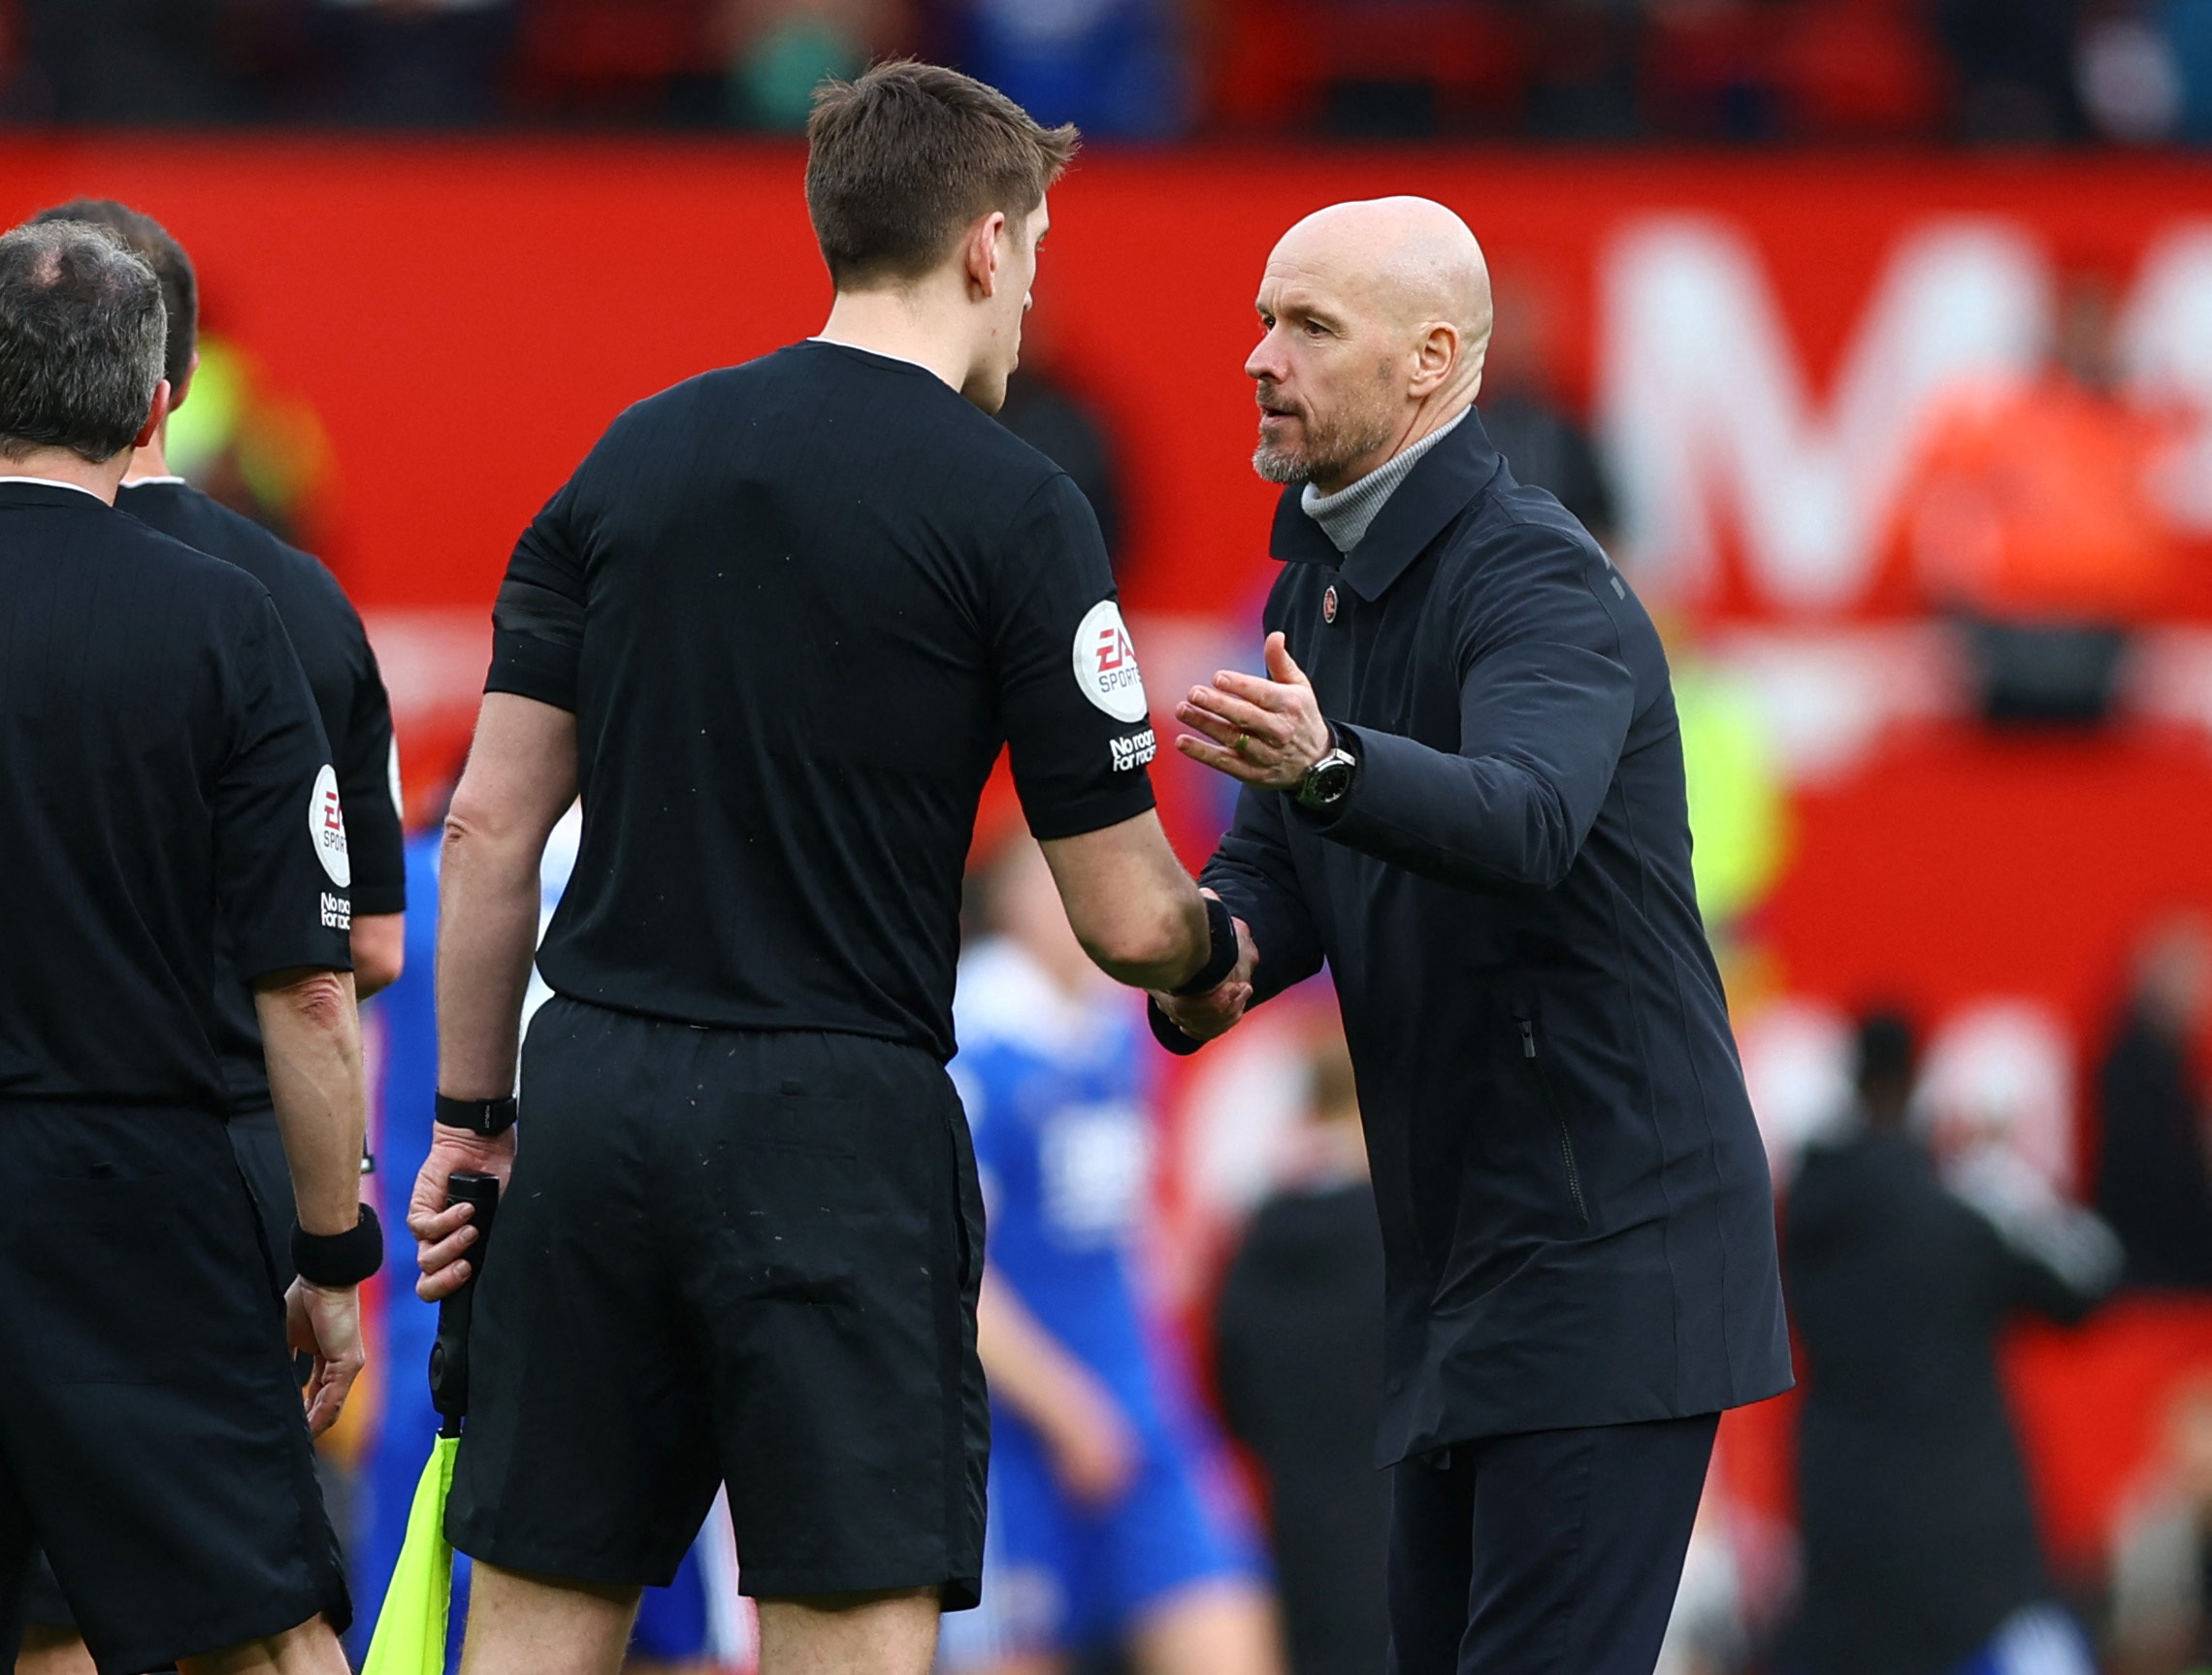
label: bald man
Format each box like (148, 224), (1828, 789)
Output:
(1153, 199), (1793, 1675)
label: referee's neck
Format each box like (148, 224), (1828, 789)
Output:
(817, 288), (974, 397)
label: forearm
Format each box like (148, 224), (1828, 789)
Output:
(254, 969), (367, 1237)
(435, 822), (543, 1099)
(1304, 724), (1586, 892)
(976, 1270), (1114, 1433)
(1041, 810), (1212, 991)
(435, 692), (578, 1098)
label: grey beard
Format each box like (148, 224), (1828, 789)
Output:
(1252, 410), (1396, 488)
(1252, 441), (1307, 485)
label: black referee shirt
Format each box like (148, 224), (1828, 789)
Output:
(119, 477), (406, 1115)
(0, 479), (352, 1112)
(487, 340), (1158, 1062)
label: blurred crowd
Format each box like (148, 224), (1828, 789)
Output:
(7, 0), (2212, 143)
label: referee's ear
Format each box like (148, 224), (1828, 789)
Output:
(131, 378), (171, 453)
(964, 210), (1010, 301)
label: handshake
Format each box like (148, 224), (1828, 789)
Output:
(1148, 892), (1259, 1054)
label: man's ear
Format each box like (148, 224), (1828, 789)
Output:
(170, 349), (200, 413)
(1409, 322), (1460, 398)
(964, 210), (1009, 301)
(131, 378), (172, 453)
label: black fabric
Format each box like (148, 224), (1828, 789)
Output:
(482, 341), (1157, 1063)
(226, 1110), (298, 1291)
(1215, 1180), (1392, 1675)
(446, 998), (990, 1606)
(1198, 415), (1791, 1460)
(1782, 1131), (2099, 1675)
(0, 1105), (350, 1675)
(0, 482), (350, 1113)
(117, 478), (405, 1117)
(1384, 1413), (1717, 1675)
(2094, 1008), (2212, 1287)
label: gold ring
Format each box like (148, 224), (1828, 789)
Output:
(1234, 733), (1251, 754)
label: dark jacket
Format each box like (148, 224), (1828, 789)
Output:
(1785, 1131), (2106, 1675)
(1200, 412), (1792, 1462)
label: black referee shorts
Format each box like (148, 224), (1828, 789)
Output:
(447, 998), (990, 1608)
(0, 1104), (350, 1675)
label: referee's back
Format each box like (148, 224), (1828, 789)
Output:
(488, 339), (1159, 1061)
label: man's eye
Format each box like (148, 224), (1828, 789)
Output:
(1304, 320), (1327, 337)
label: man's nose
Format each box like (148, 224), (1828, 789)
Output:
(1246, 328), (1285, 383)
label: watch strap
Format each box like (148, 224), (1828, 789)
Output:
(436, 1093), (518, 1136)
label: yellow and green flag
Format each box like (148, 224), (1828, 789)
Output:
(361, 1434), (460, 1675)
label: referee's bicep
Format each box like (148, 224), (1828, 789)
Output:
(213, 596), (354, 980)
(989, 476), (1158, 841)
(485, 481), (588, 712)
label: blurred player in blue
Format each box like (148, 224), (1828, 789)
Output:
(941, 837), (1283, 1675)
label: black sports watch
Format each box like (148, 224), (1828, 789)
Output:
(435, 1093), (518, 1136)
(1295, 730), (1359, 811)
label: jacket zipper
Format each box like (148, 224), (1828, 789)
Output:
(1520, 1018), (1590, 1226)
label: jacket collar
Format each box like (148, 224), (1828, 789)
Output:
(1268, 407), (1504, 602)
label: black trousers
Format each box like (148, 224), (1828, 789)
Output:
(1386, 1413), (1718, 1675)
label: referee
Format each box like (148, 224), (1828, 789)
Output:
(11, 198), (409, 1675)
(0, 222), (376, 1675)
(407, 61), (1241, 1675)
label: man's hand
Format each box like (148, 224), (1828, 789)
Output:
(407, 1125), (516, 1302)
(1038, 1366), (1142, 1507)
(1152, 897), (1258, 1044)
(1175, 632), (1333, 790)
(285, 1279), (364, 1436)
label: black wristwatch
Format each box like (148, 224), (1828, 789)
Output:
(1295, 730), (1359, 810)
(435, 1093), (518, 1136)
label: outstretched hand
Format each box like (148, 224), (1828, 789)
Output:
(1175, 633), (1332, 791)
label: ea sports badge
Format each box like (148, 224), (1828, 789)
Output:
(1072, 600), (1150, 724)
(309, 764), (351, 889)
(1323, 585), (1339, 624)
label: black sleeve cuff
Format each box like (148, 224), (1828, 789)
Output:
(484, 627), (579, 713)
(1021, 773), (1157, 843)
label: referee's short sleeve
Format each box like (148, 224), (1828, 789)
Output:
(990, 475), (1158, 842)
(486, 478), (588, 711)
(336, 615), (407, 917)
(214, 593), (354, 980)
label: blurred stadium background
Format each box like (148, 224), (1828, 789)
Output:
(12, 2), (2212, 1672)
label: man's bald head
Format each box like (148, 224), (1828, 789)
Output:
(1272, 197), (1493, 350)
(1247, 197), (1493, 493)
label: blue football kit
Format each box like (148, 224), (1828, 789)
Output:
(940, 940), (1262, 1663)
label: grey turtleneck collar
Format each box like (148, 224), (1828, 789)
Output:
(1299, 408), (1471, 555)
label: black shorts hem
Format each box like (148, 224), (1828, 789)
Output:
(738, 1561), (982, 1613)
(446, 1527), (687, 1593)
(89, 1580), (346, 1675)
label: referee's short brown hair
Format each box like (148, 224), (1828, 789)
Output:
(29, 199), (196, 400)
(806, 61), (1078, 291)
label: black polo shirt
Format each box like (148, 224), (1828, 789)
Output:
(1200, 411), (1793, 1459)
(485, 340), (1157, 1062)
(119, 477), (406, 1116)
(0, 479), (352, 1113)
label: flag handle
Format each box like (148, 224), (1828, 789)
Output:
(428, 1171), (500, 1438)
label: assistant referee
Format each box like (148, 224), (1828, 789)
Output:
(0, 221), (377, 1675)
(11, 196), (411, 1675)
(407, 60), (1242, 1675)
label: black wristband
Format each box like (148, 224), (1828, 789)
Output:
(436, 1094), (517, 1136)
(1171, 893), (1241, 998)
(292, 1202), (383, 1289)
(1148, 996), (1207, 1057)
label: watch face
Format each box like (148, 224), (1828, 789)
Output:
(1308, 756), (1354, 804)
